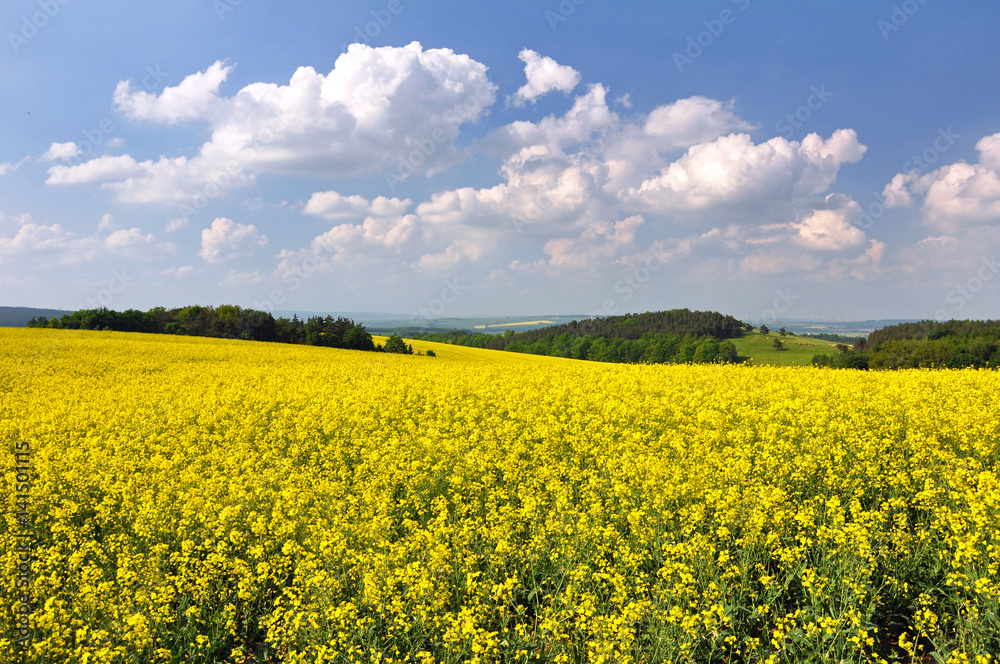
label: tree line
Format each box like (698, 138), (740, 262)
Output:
(414, 309), (744, 365)
(510, 309), (747, 344)
(26, 306), (420, 355)
(812, 319), (1000, 369)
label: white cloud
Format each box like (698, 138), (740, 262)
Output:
(0, 157), (29, 176)
(644, 97), (755, 150)
(884, 132), (1000, 230)
(57, 43), (498, 204)
(220, 270), (271, 287)
(200, 217), (268, 262)
(415, 239), (485, 270)
(739, 249), (822, 275)
(30, 46), (888, 301)
(98, 213), (117, 232)
(41, 142), (82, 162)
(46, 155), (146, 185)
(891, 227), (1000, 291)
(416, 153), (603, 230)
(159, 265), (194, 278)
(0, 222), (82, 255)
(405, 93), (869, 282)
(0, 211), (31, 227)
(105, 227), (177, 259)
(510, 50), (581, 106)
(539, 215), (644, 271)
(114, 61), (233, 124)
(486, 83), (616, 153)
(628, 129), (867, 213)
(882, 172), (915, 208)
(303, 191), (410, 222)
(793, 207), (866, 251)
(242, 197), (288, 211)
(303, 191), (371, 220)
(312, 213), (419, 254)
(0, 215), (175, 267)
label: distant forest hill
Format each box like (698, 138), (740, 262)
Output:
(0, 306), (72, 326)
(23, 305), (420, 355)
(813, 319), (1000, 369)
(415, 309), (748, 364)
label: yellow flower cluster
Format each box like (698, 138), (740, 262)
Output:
(2, 328), (999, 662)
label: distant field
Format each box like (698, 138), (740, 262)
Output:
(371, 335), (579, 365)
(368, 315), (578, 333)
(732, 330), (842, 366)
(472, 320), (555, 329)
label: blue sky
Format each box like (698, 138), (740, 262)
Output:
(2, 0), (999, 322)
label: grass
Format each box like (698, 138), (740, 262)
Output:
(732, 330), (843, 366)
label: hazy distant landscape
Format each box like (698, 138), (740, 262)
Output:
(0, 305), (914, 338)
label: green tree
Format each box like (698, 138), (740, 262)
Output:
(164, 322), (189, 335)
(811, 354), (832, 367)
(718, 341), (738, 363)
(342, 326), (376, 351)
(383, 335), (412, 354)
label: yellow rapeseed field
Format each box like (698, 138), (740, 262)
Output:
(2, 328), (999, 663)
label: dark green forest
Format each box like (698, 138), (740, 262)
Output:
(812, 319), (1000, 369)
(415, 309), (744, 364)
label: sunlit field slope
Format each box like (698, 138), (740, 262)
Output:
(371, 335), (578, 365)
(732, 331), (839, 366)
(2, 328), (1000, 663)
